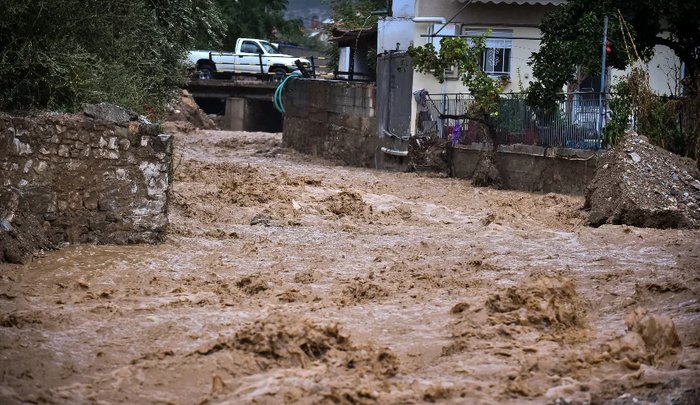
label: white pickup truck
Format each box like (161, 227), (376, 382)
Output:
(187, 38), (311, 79)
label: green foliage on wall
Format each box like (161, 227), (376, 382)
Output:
(606, 68), (699, 159)
(408, 35), (504, 122)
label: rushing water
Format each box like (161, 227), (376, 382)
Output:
(1, 130), (699, 404)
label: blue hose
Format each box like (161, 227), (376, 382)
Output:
(273, 72), (301, 113)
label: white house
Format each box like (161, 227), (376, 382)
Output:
(377, 0), (683, 138)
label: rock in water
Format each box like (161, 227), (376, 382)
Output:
(624, 306), (681, 358)
(164, 90), (217, 130)
(83, 103), (137, 123)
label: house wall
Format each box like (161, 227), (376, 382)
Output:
(378, 18), (415, 53)
(410, 24), (543, 92)
(416, 2), (554, 26)
(0, 110), (172, 263)
(412, 0), (682, 96)
(412, 2), (552, 91)
(378, 0), (416, 53)
(400, 0), (683, 137)
(392, 0), (416, 18)
(408, 1), (553, 135)
(646, 45), (683, 95)
(610, 44), (682, 95)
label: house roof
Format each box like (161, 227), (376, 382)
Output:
(329, 27), (378, 46)
(458, 0), (565, 4)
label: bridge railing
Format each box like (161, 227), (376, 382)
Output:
(198, 54), (375, 82)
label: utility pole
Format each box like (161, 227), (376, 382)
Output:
(598, 15), (609, 147)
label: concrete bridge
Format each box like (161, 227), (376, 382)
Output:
(185, 78), (283, 132)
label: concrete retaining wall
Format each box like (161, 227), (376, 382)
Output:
(450, 144), (601, 195)
(282, 79), (379, 167)
(0, 108), (172, 263)
(280, 78), (595, 192)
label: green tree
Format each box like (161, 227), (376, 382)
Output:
(528, 0), (700, 107)
(212, 0), (304, 50)
(327, 0), (385, 28)
(530, 0), (699, 160)
(408, 35), (505, 186)
(323, 0), (385, 72)
(0, 0), (224, 113)
(605, 67), (699, 158)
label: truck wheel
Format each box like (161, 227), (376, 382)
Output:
(198, 64), (214, 80)
(271, 67), (287, 78)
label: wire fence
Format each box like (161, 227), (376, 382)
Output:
(418, 92), (607, 149)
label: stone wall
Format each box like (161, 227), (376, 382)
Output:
(282, 79), (379, 167)
(450, 144), (601, 195)
(0, 105), (172, 263)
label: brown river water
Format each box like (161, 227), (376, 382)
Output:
(1, 130), (699, 404)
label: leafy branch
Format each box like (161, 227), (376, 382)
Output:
(408, 34), (503, 128)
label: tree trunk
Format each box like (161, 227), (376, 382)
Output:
(471, 113), (502, 188)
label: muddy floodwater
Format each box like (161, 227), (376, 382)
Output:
(1, 131), (699, 404)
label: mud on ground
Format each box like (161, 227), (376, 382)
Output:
(586, 131), (700, 229)
(1, 130), (699, 404)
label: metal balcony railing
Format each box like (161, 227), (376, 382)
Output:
(419, 92), (607, 149)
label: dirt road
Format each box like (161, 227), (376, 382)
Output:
(1, 130), (699, 404)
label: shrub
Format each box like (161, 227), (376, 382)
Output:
(0, 0), (223, 114)
(605, 68), (699, 159)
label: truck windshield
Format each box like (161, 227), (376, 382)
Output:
(260, 41), (282, 55)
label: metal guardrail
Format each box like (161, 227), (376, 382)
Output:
(332, 71), (376, 82)
(201, 53), (315, 81)
(421, 92), (606, 149)
(308, 56), (331, 78)
(307, 56), (375, 81)
(199, 54), (374, 82)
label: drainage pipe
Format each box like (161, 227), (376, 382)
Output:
(381, 146), (409, 157)
(412, 17), (447, 24)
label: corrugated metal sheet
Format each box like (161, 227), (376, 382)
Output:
(458, 0), (566, 5)
(376, 53), (414, 139)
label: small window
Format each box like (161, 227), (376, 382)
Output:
(464, 29), (513, 76)
(241, 41), (261, 54)
(260, 41), (281, 55)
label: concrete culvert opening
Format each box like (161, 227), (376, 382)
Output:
(244, 99), (283, 133)
(191, 97), (283, 133)
(222, 98), (283, 132)
(193, 97), (226, 116)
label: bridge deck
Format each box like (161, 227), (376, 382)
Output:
(186, 78), (279, 100)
